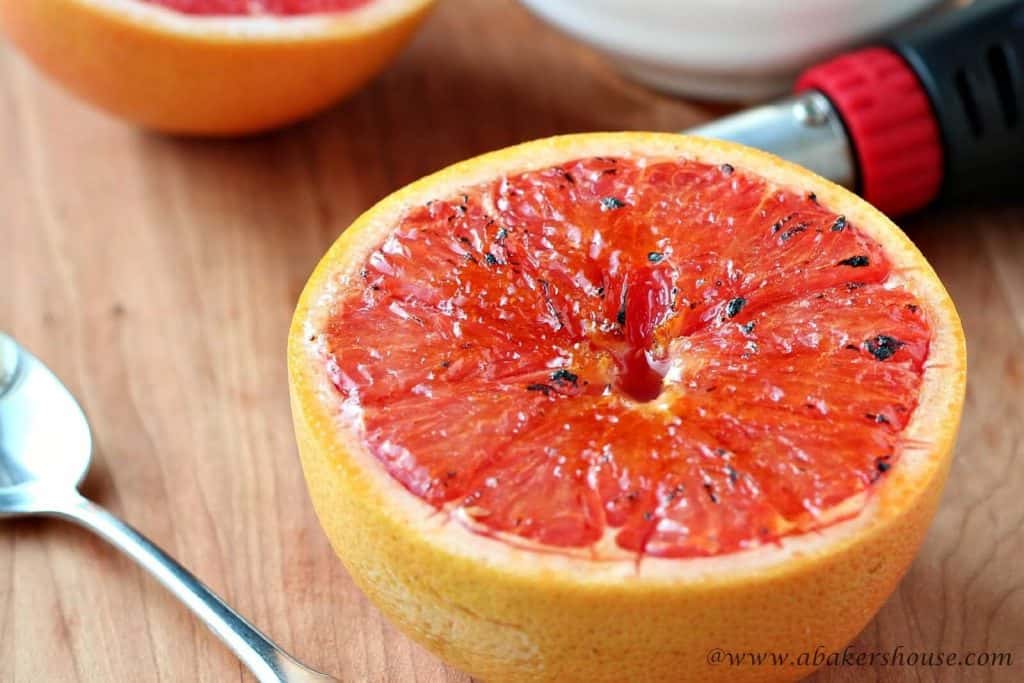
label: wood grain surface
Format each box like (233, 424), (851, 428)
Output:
(2, 1), (1022, 681)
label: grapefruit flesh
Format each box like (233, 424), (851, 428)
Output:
(144, 0), (371, 15)
(322, 155), (931, 559)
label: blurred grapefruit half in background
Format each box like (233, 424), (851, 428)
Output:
(0, 0), (434, 135)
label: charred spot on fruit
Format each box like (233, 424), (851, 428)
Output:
(720, 163), (734, 175)
(771, 213), (794, 234)
(600, 196), (626, 211)
(865, 335), (904, 361)
(725, 297), (747, 318)
(831, 215), (847, 232)
(704, 482), (719, 503)
(526, 383), (553, 395)
(662, 484), (686, 503)
(837, 255), (870, 268)
(780, 224), (808, 242)
(551, 369), (579, 386)
(647, 251), (664, 263)
(872, 457), (893, 481)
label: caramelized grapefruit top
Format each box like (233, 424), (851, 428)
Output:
(318, 153), (932, 559)
(144, 0), (372, 16)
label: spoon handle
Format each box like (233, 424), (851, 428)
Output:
(51, 494), (336, 683)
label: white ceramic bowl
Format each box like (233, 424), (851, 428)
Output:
(519, 0), (944, 101)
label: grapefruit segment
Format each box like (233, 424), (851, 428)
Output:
(288, 133), (965, 682)
(320, 153), (929, 558)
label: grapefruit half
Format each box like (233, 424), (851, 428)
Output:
(288, 133), (965, 682)
(0, 0), (434, 135)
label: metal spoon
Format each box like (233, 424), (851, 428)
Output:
(0, 332), (335, 683)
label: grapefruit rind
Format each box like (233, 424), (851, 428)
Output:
(289, 133), (965, 681)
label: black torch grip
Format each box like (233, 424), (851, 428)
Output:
(888, 0), (1024, 201)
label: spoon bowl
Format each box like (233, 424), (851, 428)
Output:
(0, 333), (92, 515)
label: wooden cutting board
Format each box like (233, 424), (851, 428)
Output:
(2, 1), (1021, 681)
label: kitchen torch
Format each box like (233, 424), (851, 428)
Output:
(688, 0), (1024, 216)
